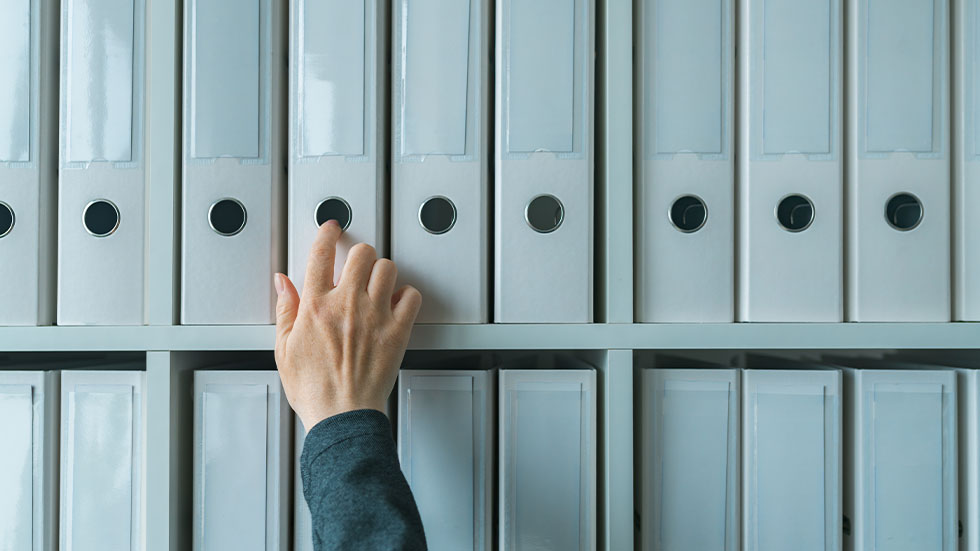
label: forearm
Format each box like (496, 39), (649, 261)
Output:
(300, 409), (427, 551)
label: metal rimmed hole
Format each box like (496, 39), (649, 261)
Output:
(0, 202), (13, 238)
(668, 195), (707, 233)
(776, 194), (815, 232)
(83, 199), (120, 237)
(885, 192), (923, 231)
(418, 196), (457, 235)
(525, 194), (564, 234)
(208, 198), (247, 237)
(315, 197), (352, 231)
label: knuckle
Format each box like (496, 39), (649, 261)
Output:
(350, 242), (377, 259)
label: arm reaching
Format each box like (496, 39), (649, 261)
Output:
(274, 220), (426, 550)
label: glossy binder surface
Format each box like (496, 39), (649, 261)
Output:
(640, 368), (739, 551)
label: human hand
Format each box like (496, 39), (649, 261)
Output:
(273, 220), (422, 432)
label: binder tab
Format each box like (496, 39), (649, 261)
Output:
(669, 195), (708, 233)
(865, 0), (940, 153)
(419, 196), (457, 235)
(201, 384), (269, 550)
(525, 194), (564, 233)
(0, 0), (31, 162)
(885, 193), (923, 231)
(300, 0), (366, 157)
(0, 202), (14, 237)
(83, 200), (120, 237)
(761, 0), (833, 155)
(648, 0), (727, 156)
(66, 386), (134, 550)
(505, 0), (576, 154)
(64, 0), (136, 163)
(190, 0), (260, 160)
(0, 385), (32, 550)
(776, 195), (814, 232)
(315, 197), (352, 230)
(400, 0), (471, 157)
(208, 198), (247, 237)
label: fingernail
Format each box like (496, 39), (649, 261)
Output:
(274, 273), (284, 296)
(326, 219), (340, 227)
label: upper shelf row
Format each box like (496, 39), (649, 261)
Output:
(2, 0), (979, 328)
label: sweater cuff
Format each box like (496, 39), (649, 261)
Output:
(300, 409), (393, 488)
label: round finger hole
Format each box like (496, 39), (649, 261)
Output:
(418, 196), (457, 235)
(0, 202), (14, 238)
(668, 195), (707, 233)
(776, 194), (815, 232)
(525, 194), (564, 233)
(208, 198), (247, 237)
(315, 197), (352, 230)
(83, 200), (120, 237)
(885, 192), (923, 231)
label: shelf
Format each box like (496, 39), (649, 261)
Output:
(2, 322), (980, 352)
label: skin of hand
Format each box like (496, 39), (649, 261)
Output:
(273, 219), (423, 432)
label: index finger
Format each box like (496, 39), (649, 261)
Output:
(302, 220), (343, 298)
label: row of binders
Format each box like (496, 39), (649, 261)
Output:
(639, 0), (979, 323)
(639, 353), (980, 551)
(0, 357), (597, 550)
(0, 364), (144, 551)
(0, 0), (594, 327)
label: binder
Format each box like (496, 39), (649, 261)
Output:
(392, 0), (490, 323)
(846, 0), (951, 321)
(742, 369), (841, 551)
(294, 420), (312, 551)
(288, 0), (387, 296)
(397, 369), (494, 551)
(0, 371), (59, 551)
(494, 0), (595, 323)
(182, 0), (286, 324)
(193, 370), (291, 551)
(954, 0), (980, 320)
(57, 0), (146, 325)
(957, 368), (980, 551)
(638, 368), (739, 551)
(635, 0), (734, 323)
(843, 367), (957, 551)
(60, 370), (145, 551)
(737, 0), (843, 322)
(499, 366), (596, 550)
(0, 0), (57, 326)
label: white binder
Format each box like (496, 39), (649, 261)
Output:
(957, 368), (980, 551)
(737, 0), (843, 322)
(288, 0), (387, 296)
(0, 0), (57, 326)
(846, 0), (951, 321)
(499, 366), (596, 550)
(0, 371), (58, 551)
(182, 0), (286, 324)
(635, 0), (734, 323)
(843, 368), (957, 551)
(494, 0), (594, 323)
(954, 0), (980, 320)
(392, 0), (489, 323)
(193, 371), (291, 551)
(742, 369), (841, 551)
(58, 0), (146, 325)
(397, 369), (494, 551)
(638, 368), (739, 551)
(60, 370), (145, 551)
(294, 420), (312, 551)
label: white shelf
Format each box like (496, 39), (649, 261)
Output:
(3, 322), (980, 352)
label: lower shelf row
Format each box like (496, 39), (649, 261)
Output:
(3, 352), (977, 551)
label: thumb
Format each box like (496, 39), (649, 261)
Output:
(274, 273), (301, 350)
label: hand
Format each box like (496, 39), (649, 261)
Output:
(273, 220), (422, 432)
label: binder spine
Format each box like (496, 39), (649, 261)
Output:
(288, 0), (387, 295)
(635, 0), (734, 323)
